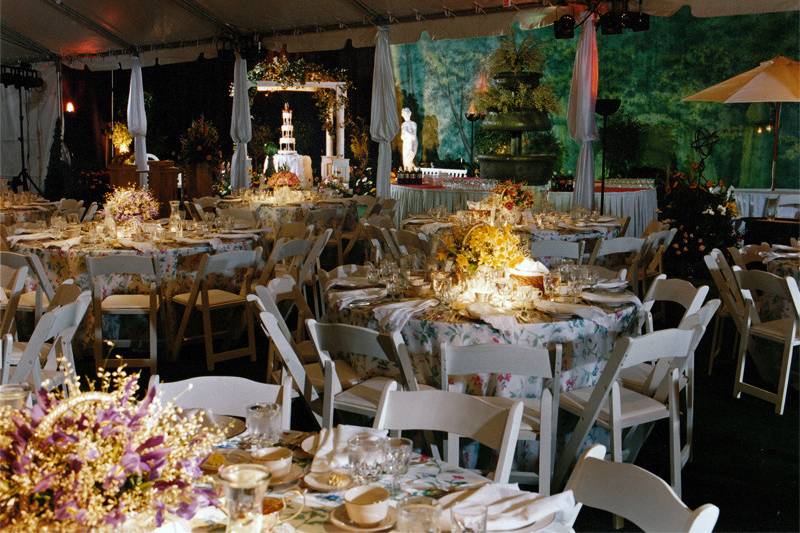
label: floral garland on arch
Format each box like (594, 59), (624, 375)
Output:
(0, 367), (222, 530)
(248, 55), (352, 132)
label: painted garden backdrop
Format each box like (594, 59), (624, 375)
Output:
(391, 7), (800, 188)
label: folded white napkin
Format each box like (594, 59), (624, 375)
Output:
(8, 231), (55, 244)
(482, 313), (519, 331)
(534, 300), (606, 321)
(324, 276), (377, 291)
(403, 217), (435, 226)
(372, 298), (439, 332)
(214, 232), (258, 240)
(592, 279), (629, 291)
(581, 290), (642, 307)
(419, 222), (453, 235)
(310, 425), (388, 473)
(118, 238), (157, 253)
(772, 244), (800, 253)
(44, 236), (82, 251)
(175, 236), (223, 250)
(760, 251), (800, 263)
(328, 288), (387, 310)
(438, 485), (576, 532)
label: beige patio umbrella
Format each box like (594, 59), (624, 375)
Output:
(683, 55), (800, 190)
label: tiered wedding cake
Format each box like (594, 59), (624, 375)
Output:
(278, 102), (297, 154)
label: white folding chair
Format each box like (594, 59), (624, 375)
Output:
(58, 198), (84, 218)
(554, 327), (702, 497)
(82, 202), (98, 222)
(257, 238), (311, 286)
(217, 206), (257, 227)
(441, 342), (562, 494)
(298, 229), (333, 319)
(704, 249), (748, 374)
(194, 196), (219, 211)
(531, 240), (586, 264)
(639, 228), (677, 294)
(86, 255), (162, 372)
(588, 237), (645, 293)
(563, 444), (719, 533)
(1, 251), (53, 325)
(639, 274), (709, 334)
(390, 228), (434, 267)
(0, 260), (28, 335)
(149, 374), (292, 429)
(306, 319), (424, 428)
(373, 382), (523, 484)
(171, 247), (262, 369)
(728, 242), (771, 269)
(733, 269), (800, 415)
(3, 291), (90, 391)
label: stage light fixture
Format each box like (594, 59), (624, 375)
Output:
(554, 14), (575, 39)
(600, 12), (623, 35)
(627, 12), (650, 31)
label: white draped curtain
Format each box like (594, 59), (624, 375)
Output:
(127, 56), (148, 187)
(230, 52), (252, 190)
(370, 26), (400, 198)
(568, 15), (599, 210)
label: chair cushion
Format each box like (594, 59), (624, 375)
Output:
(750, 318), (800, 343)
(101, 294), (158, 311)
(296, 340), (318, 364)
(304, 360), (363, 391)
(561, 385), (669, 429)
(619, 364), (652, 394)
(172, 289), (244, 308)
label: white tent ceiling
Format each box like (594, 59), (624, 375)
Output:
(1, 0), (797, 69)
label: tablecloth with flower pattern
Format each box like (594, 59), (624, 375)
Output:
(13, 237), (258, 354)
(326, 298), (639, 471)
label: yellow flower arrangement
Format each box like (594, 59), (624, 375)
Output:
(437, 223), (524, 274)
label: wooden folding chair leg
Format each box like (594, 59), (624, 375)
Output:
(246, 305), (256, 362)
(201, 305), (216, 371)
(172, 304), (192, 361)
(708, 314), (722, 375)
(669, 371), (682, 497)
(93, 312), (104, 370)
(148, 307), (158, 373)
(733, 329), (749, 400)
(609, 384), (624, 530)
(775, 341), (795, 415)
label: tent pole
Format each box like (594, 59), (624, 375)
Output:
(770, 102), (781, 191)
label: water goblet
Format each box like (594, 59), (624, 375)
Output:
(243, 403), (282, 451)
(219, 464), (271, 533)
(396, 496), (441, 533)
(0, 384), (30, 409)
(451, 504), (488, 533)
(347, 433), (386, 483)
(385, 437), (413, 496)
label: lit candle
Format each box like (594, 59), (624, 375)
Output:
(177, 173), (183, 188)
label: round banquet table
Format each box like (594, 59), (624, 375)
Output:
(326, 295), (639, 469)
(0, 204), (56, 226)
(390, 184), (492, 224)
(546, 187), (657, 237)
(13, 234), (259, 352)
(226, 199), (357, 231)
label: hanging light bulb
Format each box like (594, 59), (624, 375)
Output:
(756, 126), (763, 134)
(766, 124), (773, 132)
(65, 101), (75, 113)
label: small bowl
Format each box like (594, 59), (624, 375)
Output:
(344, 485), (390, 526)
(253, 446), (293, 478)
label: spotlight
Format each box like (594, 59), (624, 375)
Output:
(554, 14), (575, 39)
(627, 12), (650, 31)
(600, 12), (623, 35)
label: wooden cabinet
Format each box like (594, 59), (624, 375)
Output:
(107, 161), (180, 217)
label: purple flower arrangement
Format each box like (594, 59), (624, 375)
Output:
(0, 368), (222, 529)
(103, 186), (160, 225)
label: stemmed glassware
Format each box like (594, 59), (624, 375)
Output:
(384, 437), (413, 496)
(347, 433), (386, 483)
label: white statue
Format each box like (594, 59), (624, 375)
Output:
(400, 107), (418, 171)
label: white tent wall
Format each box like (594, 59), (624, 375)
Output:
(1, 62), (61, 191)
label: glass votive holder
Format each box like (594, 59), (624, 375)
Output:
(0, 383), (30, 409)
(219, 463), (271, 533)
(396, 495), (441, 533)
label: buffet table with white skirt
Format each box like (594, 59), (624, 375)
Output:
(389, 184), (492, 223)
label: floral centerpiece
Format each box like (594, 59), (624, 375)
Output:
(0, 368), (221, 530)
(267, 164), (302, 190)
(438, 223), (525, 274)
(103, 186), (159, 224)
(317, 176), (350, 197)
(493, 180), (535, 213)
(660, 167), (738, 278)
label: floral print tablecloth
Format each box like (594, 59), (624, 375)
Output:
(13, 237), (257, 355)
(239, 202), (356, 232)
(326, 298), (639, 470)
